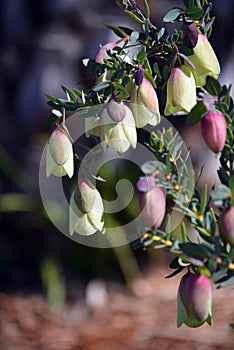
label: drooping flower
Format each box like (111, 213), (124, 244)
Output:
(201, 111), (226, 153)
(69, 180), (105, 236)
(177, 272), (212, 328)
(86, 100), (137, 153)
(46, 127), (74, 178)
(137, 176), (166, 229)
(187, 34), (220, 87)
(164, 65), (196, 116)
(220, 205), (234, 247)
(130, 78), (160, 128)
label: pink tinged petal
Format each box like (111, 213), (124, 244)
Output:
(201, 111), (226, 153)
(220, 206), (234, 247)
(95, 43), (117, 64)
(139, 187), (166, 229)
(107, 100), (126, 122)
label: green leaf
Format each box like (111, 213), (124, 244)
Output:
(113, 82), (129, 97)
(185, 6), (203, 20)
(103, 23), (127, 38)
(45, 93), (60, 104)
(205, 76), (222, 96)
(180, 242), (215, 260)
(229, 176), (234, 196)
(186, 102), (207, 125)
(217, 167), (229, 186)
(177, 44), (194, 57)
(230, 323), (234, 330)
(144, 69), (156, 88)
(217, 275), (234, 289)
(130, 31), (140, 42)
(211, 185), (231, 201)
(200, 184), (207, 214)
(61, 86), (77, 103)
(142, 0), (150, 18)
(92, 80), (112, 92)
(124, 10), (145, 24)
(183, 0), (194, 7)
(163, 9), (181, 22)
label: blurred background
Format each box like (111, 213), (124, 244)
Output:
(0, 1), (234, 349)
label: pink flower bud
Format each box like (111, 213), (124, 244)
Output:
(46, 127), (74, 178)
(220, 206), (234, 247)
(69, 180), (105, 236)
(201, 111), (226, 153)
(130, 78), (160, 128)
(107, 99), (126, 122)
(182, 22), (198, 49)
(137, 177), (166, 229)
(178, 272), (212, 327)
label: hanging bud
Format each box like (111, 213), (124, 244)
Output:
(182, 22), (198, 49)
(164, 65), (196, 116)
(201, 111), (226, 153)
(177, 272), (212, 328)
(137, 177), (166, 229)
(46, 127), (74, 178)
(135, 66), (144, 86)
(69, 180), (105, 236)
(130, 78), (160, 128)
(220, 205), (234, 247)
(187, 34), (220, 87)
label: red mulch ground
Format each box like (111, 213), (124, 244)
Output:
(0, 268), (233, 350)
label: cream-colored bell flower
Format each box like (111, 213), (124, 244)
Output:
(187, 34), (220, 87)
(69, 180), (105, 236)
(46, 127), (74, 178)
(100, 100), (137, 153)
(130, 78), (160, 128)
(164, 65), (196, 116)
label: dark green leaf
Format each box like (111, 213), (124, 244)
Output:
(61, 86), (77, 103)
(118, 26), (134, 36)
(217, 167), (229, 186)
(92, 81), (112, 92)
(205, 76), (222, 96)
(186, 102), (207, 125)
(45, 93), (60, 104)
(180, 242), (215, 260)
(153, 62), (162, 80)
(103, 23), (127, 38)
(177, 44), (194, 57)
(200, 184), (207, 214)
(183, 0), (194, 7)
(185, 6), (203, 20)
(46, 114), (57, 131)
(165, 267), (184, 278)
(113, 82), (129, 97)
(163, 9), (181, 22)
(137, 49), (146, 63)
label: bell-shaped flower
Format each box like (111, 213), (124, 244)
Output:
(164, 65), (196, 116)
(188, 34), (220, 87)
(220, 205), (234, 247)
(46, 127), (74, 178)
(69, 180), (105, 236)
(201, 111), (226, 153)
(130, 78), (160, 128)
(137, 177), (166, 229)
(96, 99), (137, 153)
(177, 272), (212, 328)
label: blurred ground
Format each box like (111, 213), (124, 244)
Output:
(0, 267), (233, 350)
